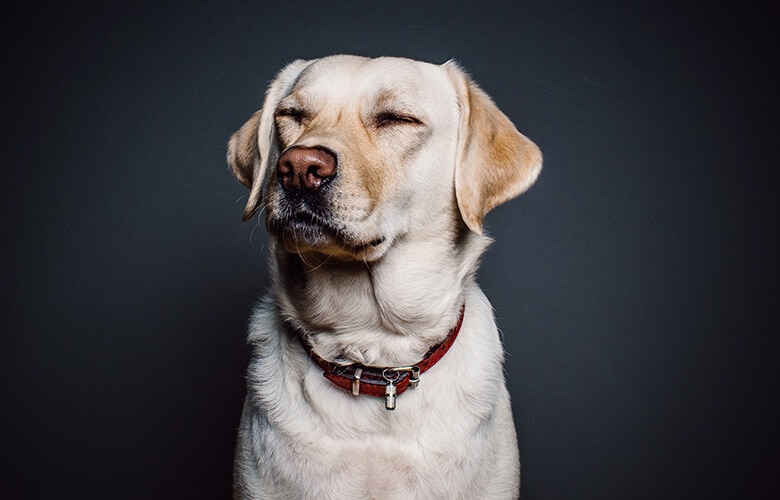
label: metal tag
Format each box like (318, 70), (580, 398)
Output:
(384, 381), (397, 410)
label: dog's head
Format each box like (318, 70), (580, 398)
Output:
(228, 55), (541, 261)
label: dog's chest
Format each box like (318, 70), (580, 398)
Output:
(265, 429), (472, 498)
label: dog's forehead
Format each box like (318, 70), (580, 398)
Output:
(290, 56), (453, 107)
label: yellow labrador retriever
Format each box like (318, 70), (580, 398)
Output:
(228, 55), (541, 499)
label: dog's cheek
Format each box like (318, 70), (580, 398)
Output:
(366, 127), (434, 200)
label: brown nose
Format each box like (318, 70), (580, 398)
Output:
(277, 146), (337, 192)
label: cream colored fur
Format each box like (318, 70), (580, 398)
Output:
(228, 55), (541, 499)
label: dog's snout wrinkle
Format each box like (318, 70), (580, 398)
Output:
(278, 146), (337, 192)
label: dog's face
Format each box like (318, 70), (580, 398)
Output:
(228, 55), (541, 262)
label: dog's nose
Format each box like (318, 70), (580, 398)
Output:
(277, 146), (337, 192)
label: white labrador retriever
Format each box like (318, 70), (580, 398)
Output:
(228, 55), (541, 499)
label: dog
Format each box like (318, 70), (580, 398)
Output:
(227, 55), (541, 499)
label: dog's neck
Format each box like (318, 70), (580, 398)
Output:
(271, 230), (490, 366)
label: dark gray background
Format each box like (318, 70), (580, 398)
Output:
(2, 1), (776, 499)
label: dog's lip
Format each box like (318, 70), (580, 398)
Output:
(267, 211), (386, 255)
(347, 236), (386, 251)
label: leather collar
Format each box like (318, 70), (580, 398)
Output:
(293, 304), (465, 410)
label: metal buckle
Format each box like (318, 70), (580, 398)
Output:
(384, 366), (421, 388)
(351, 367), (364, 396)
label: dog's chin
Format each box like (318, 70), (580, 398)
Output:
(268, 217), (388, 261)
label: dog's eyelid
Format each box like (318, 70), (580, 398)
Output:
(275, 107), (309, 122)
(375, 111), (423, 127)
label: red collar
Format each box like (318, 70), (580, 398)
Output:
(294, 304), (465, 410)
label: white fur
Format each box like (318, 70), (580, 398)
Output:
(228, 55), (541, 499)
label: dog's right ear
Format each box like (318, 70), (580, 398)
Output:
(227, 59), (311, 221)
(227, 110), (261, 190)
(227, 110), (266, 221)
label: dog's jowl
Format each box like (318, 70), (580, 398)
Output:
(227, 55), (541, 499)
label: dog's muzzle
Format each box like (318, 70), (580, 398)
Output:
(266, 145), (341, 245)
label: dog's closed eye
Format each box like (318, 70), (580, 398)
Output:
(276, 107), (309, 124)
(375, 111), (422, 128)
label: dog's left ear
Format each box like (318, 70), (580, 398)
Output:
(227, 59), (311, 221)
(445, 61), (542, 234)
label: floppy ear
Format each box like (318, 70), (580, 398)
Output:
(227, 59), (311, 221)
(445, 61), (542, 234)
(227, 110), (261, 190)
